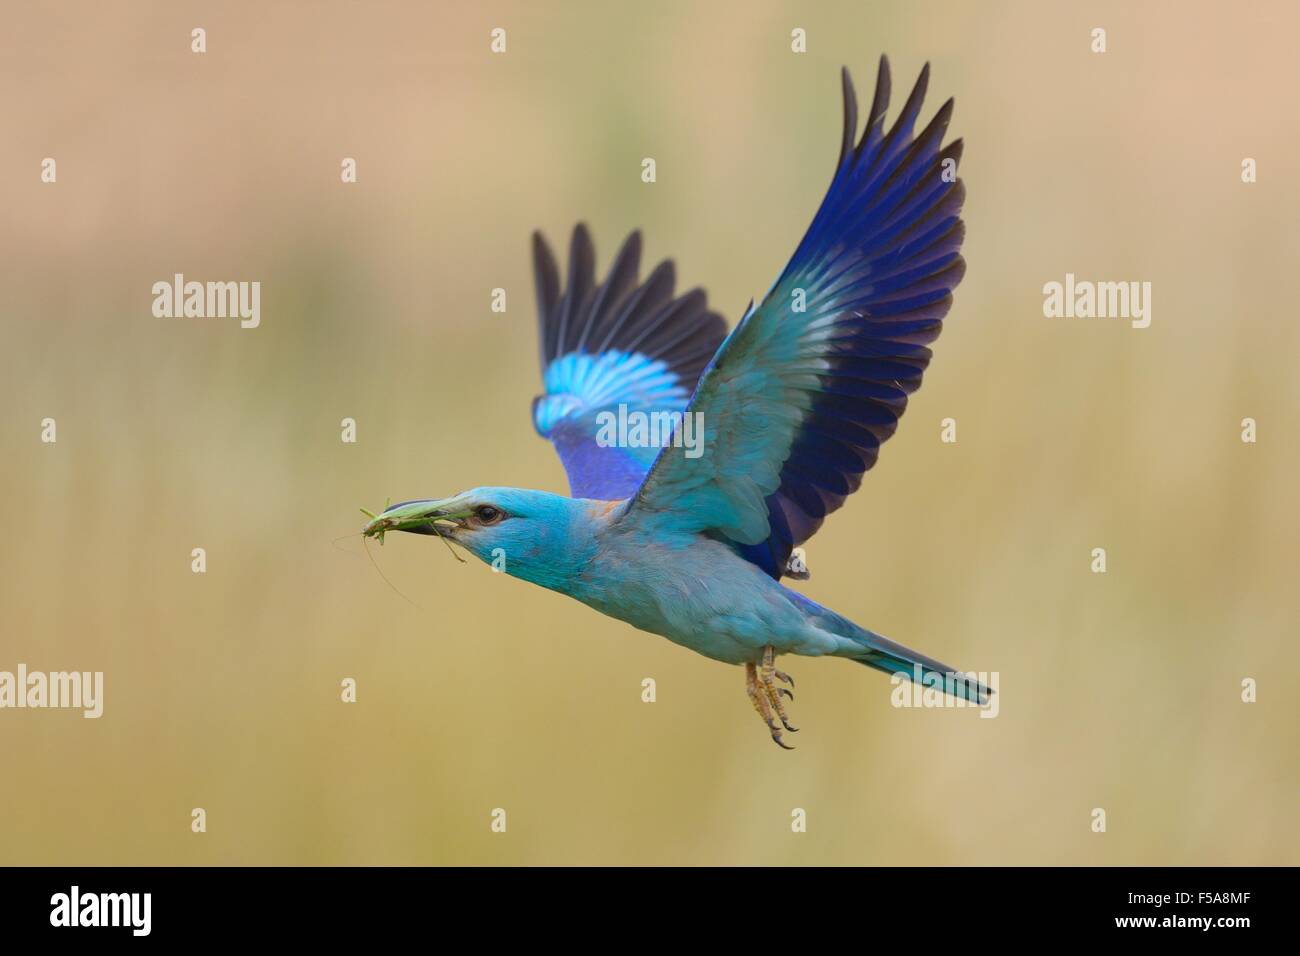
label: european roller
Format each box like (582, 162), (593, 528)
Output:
(364, 58), (989, 747)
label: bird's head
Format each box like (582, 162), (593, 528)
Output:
(361, 486), (599, 591)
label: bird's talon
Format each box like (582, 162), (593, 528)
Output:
(747, 649), (799, 749)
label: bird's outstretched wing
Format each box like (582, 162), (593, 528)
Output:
(620, 58), (966, 578)
(531, 224), (727, 499)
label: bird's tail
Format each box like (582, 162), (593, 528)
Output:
(847, 629), (991, 705)
(786, 589), (991, 704)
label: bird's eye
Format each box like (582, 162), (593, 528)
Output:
(474, 505), (503, 524)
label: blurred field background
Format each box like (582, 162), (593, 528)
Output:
(1, 1), (1297, 865)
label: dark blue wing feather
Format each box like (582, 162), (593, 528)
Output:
(623, 58), (967, 577)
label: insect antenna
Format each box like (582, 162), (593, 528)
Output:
(362, 533), (421, 607)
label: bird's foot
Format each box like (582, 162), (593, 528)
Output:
(745, 646), (799, 749)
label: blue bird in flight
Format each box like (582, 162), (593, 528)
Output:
(364, 58), (988, 747)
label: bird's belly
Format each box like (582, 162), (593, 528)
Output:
(596, 598), (764, 664)
(572, 543), (805, 665)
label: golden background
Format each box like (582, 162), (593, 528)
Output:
(2, 1), (1296, 865)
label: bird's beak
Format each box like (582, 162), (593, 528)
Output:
(360, 498), (469, 542)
